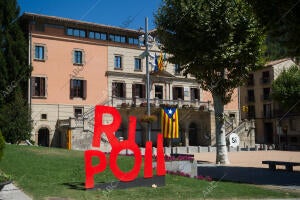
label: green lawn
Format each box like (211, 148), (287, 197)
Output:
(0, 145), (299, 200)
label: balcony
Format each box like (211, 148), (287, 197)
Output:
(261, 94), (272, 101)
(246, 96), (255, 103)
(262, 111), (273, 119)
(261, 77), (271, 84)
(110, 96), (211, 110)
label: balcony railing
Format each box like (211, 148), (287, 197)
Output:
(261, 77), (271, 84)
(110, 96), (211, 110)
(245, 96), (255, 103)
(262, 111), (273, 119)
(261, 94), (271, 101)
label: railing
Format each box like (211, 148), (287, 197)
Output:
(245, 96), (255, 103)
(260, 77), (271, 84)
(111, 96), (211, 110)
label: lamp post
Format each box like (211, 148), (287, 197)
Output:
(145, 17), (151, 142)
(139, 17), (151, 141)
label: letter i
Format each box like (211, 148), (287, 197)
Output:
(156, 134), (166, 176)
(144, 141), (153, 178)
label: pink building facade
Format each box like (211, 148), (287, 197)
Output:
(21, 13), (241, 149)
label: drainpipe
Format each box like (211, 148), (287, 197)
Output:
(28, 21), (32, 131)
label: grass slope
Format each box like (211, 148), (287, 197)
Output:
(0, 145), (299, 200)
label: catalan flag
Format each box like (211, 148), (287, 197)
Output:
(161, 107), (179, 138)
(158, 52), (164, 71)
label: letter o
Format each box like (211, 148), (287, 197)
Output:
(109, 141), (142, 182)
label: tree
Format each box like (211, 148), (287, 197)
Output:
(272, 65), (300, 111)
(0, 0), (32, 143)
(155, 0), (264, 164)
(0, 89), (31, 144)
(247, 0), (300, 57)
(0, 130), (5, 161)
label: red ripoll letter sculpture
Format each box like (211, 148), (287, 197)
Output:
(84, 105), (166, 189)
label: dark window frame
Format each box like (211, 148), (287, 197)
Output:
(31, 77), (46, 98)
(70, 79), (87, 99)
(134, 58), (142, 71)
(114, 55), (122, 69)
(112, 82), (126, 98)
(34, 45), (45, 60)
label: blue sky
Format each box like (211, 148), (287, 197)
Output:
(17, 0), (162, 30)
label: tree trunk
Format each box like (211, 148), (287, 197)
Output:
(212, 93), (230, 164)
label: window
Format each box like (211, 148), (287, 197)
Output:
(35, 45), (45, 60)
(114, 55), (122, 69)
(155, 85), (163, 99)
(128, 37), (139, 45)
(173, 86), (184, 100)
(134, 58), (142, 71)
(263, 104), (272, 119)
(190, 88), (200, 101)
(41, 114), (47, 120)
(70, 79), (87, 99)
(132, 84), (145, 98)
(112, 82), (126, 98)
(174, 64), (180, 75)
(263, 88), (271, 100)
(247, 105), (255, 119)
(262, 71), (270, 83)
(74, 107), (83, 118)
(66, 28), (86, 38)
(247, 89), (255, 102)
(73, 50), (83, 65)
(247, 74), (254, 86)
(32, 77), (46, 97)
(109, 34), (126, 43)
(89, 31), (107, 40)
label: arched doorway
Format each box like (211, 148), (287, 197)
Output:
(189, 123), (197, 146)
(38, 128), (50, 147)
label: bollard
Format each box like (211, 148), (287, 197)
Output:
(208, 146), (211, 152)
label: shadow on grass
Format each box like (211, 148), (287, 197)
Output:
(62, 182), (89, 191)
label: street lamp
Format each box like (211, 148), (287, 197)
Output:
(139, 18), (151, 142)
(138, 18), (160, 142)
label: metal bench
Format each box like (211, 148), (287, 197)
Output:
(262, 160), (300, 172)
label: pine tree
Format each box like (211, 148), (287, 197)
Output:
(0, 0), (32, 143)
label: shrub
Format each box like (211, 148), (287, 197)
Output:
(0, 130), (5, 161)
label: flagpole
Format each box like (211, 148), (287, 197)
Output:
(170, 118), (173, 156)
(145, 17), (151, 141)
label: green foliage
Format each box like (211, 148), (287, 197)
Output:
(264, 35), (288, 61)
(272, 65), (300, 110)
(0, 0), (32, 143)
(0, 130), (5, 161)
(155, 0), (265, 104)
(0, 89), (32, 144)
(247, 0), (300, 57)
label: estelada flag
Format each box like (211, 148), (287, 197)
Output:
(161, 107), (179, 138)
(158, 52), (164, 71)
